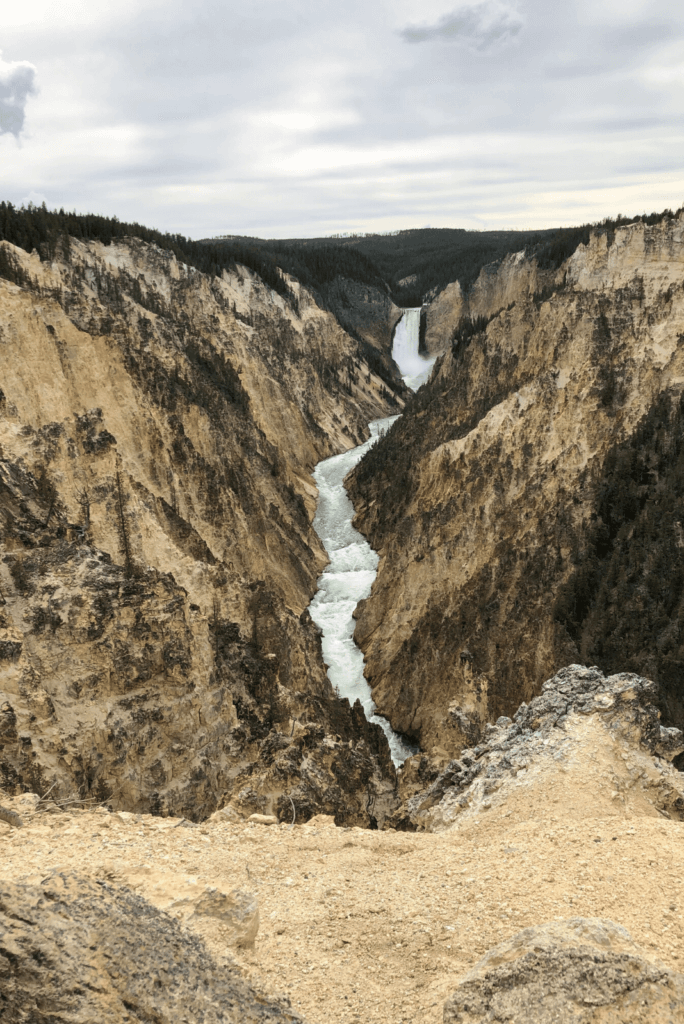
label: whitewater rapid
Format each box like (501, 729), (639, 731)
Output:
(308, 309), (436, 766)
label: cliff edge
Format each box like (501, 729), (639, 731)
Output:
(395, 665), (684, 831)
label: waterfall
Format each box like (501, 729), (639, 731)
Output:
(391, 307), (436, 389)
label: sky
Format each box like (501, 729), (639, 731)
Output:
(1, 0), (683, 238)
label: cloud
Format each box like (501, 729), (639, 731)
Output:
(400, 1), (524, 50)
(16, 190), (48, 208)
(0, 51), (37, 137)
(2, 0), (683, 238)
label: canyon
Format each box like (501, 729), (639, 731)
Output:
(2, 207), (684, 1022)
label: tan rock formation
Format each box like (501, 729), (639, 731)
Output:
(424, 279), (464, 355)
(0, 235), (402, 822)
(0, 803), (22, 827)
(444, 917), (684, 1023)
(424, 248), (551, 356)
(348, 213), (684, 757)
(165, 883), (260, 948)
(0, 872), (302, 1023)
(395, 665), (684, 831)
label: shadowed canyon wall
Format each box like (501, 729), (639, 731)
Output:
(0, 235), (402, 823)
(348, 213), (684, 761)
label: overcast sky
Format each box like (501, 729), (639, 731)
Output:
(2, 0), (683, 238)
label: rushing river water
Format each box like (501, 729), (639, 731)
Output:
(308, 309), (436, 765)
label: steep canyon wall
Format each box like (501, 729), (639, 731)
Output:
(348, 214), (684, 761)
(0, 236), (402, 822)
(423, 248), (555, 356)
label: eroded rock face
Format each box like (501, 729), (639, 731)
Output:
(314, 275), (405, 382)
(424, 249), (551, 356)
(0, 872), (302, 1023)
(348, 214), (684, 758)
(443, 917), (684, 1024)
(0, 236), (401, 823)
(397, 665), (684, 831)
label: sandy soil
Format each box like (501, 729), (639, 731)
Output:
(2, 807), (682, 1023)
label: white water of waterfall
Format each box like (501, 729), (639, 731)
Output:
(308, 309), (431, 766)
(391, 307), (437, 389)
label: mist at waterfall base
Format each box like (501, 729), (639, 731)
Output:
(308, 310), (436, 766)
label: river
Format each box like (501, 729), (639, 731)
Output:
(308, 309), (436, 765)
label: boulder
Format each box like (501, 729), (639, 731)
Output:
(0, 791), (44, 827)
(165, 884), (259, 948)
(444, 917), (684, 1023)
(0, 805), (22, 828)
(307, 814), (336, 827)
(209, 805), (243, 824)
(192, 888), (260, 948)
(0, 872), (299, 1022)
(248, 813), (279, 825)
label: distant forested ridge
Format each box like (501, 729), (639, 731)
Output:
(0, 202), (297, 307)
(210, 206), (682, 307)
(207, 227), (562, 306)
(3, 200), (680, 323)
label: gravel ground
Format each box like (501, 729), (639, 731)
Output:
(2, 807), (683, 1023)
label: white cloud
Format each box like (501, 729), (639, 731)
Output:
(250, 106), (361, 134)
(400, 0), (524, 50)
(16, 189), (48, 207)
(0, 51), (37, 136)
(1, 0), (683, 236)
(639, 41), (684, 87)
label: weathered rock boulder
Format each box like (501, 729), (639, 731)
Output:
(0, 872), (302, 1023)
(444, 917), (684, 1023)
(0, 804), (22, 827)
(398, 665), (684, 830)
(165, 883), (260, 948)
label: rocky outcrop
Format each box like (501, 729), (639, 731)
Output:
(443, 917), (684, 1024)
(394, 666), (684, 831)
(424, 279), (464, 355)
(348, 212), (684, 758)
(0, 235), (402, 823)
(313, 276), (405, 385)
(0, 871), (302, 1023)
(0, 804), (22, 827)
(424, 249), (552, 356)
